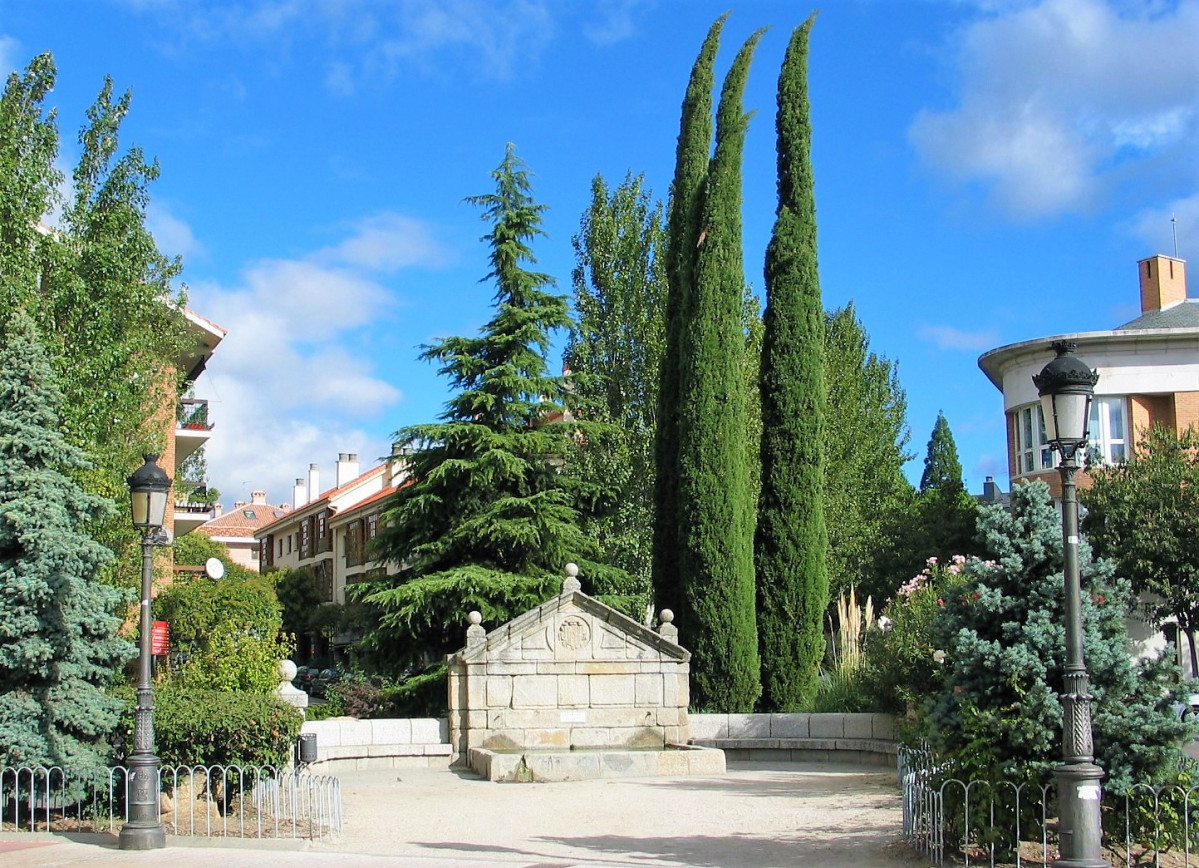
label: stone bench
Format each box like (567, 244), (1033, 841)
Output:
(300, 717), (451, 771)
(688, 712), (897, 766)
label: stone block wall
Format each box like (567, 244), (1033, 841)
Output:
(447, 581), (691, 762)
(300, 717), (450, 770)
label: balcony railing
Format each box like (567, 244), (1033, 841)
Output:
(177, 398), (212, 431)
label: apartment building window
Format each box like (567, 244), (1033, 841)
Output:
(366, 512), (379, 541)
(346, 520), (364, 569)
(1014, 404), (1053, 475)
(299, 517), (313, 559)
(287, 534), (292, 554)
(314, 559), (334, 602)
(316, 510), (332, 554)
(262, 535), (274, 569)
(1088, 396), (1128, 465)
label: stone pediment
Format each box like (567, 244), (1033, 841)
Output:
(452, 590), (689, 665)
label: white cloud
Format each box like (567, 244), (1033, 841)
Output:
(583, 0), (647, 46)
(187, 212), (447, 507)
(910, 0), (1199, 219)
(317, 212), (451, 272)
(0, 35), (18, 75)
(148, 202), (205, 261)
(123, 0), (558, 88)
(918, 324), (1000, 351)
(1125, 192), (1199, 258)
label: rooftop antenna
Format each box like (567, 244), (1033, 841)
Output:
(1172, 213), (1179, 258)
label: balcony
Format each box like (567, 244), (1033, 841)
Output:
(173, 479), (215, 535)
(175, 399), (213, 466)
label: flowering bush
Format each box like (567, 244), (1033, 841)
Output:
(862, 556), (970, 713)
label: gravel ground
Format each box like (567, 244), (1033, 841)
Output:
(0, 760), (927, 868)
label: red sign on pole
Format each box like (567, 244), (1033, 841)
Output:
(152, 620), (169, 656)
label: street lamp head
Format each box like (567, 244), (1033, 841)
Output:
(1033, 341), (1099, 458)
(127, 454), (172, 530)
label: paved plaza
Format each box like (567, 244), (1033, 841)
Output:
(0, 761), (924, 868)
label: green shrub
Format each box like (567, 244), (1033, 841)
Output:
(115, 688), (303, 769)
(328, 679), (386, 718)
(381, 665), (448, 718)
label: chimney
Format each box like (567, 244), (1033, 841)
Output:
(279, 502), (291, 512)
(984, 476), (997, 501)
(308, 463), (320, 499)
(1138, 255), (1187, 314)
(293, 477), (307, 508)
(386, 443), (413, 489)
(234, 500), (247, 509)
(214, 503), (224, 517)
(251, 490), (267, 505)
(337, 452), (360, 488)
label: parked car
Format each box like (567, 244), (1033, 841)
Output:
(310, 668), (341, 698)
(293, 666), (318, 693)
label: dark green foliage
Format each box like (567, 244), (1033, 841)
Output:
(878, 412), (980, 590)
(359, 146), (631, 674)
(1083, 424), (1199, 675)
(172, 532), (230, 567)
(0, 53), (192, 585)
(117, 688), (303, 769)
(273, 566), (323, 638)
(563, 173), (667, 604)
(381, 665), (449, 718)
(155, 574), (282, 651)
(676, 28), (765, 712)
(653, 14), (725, 615)
(756, 14), (827, 712)
(920, 481), (1191, 793)
(0, 310), (133, 774)
(823, 304), (914, 603)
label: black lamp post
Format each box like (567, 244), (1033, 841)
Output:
(119, 454), (171, 851)
(1033, 341), (1108, 868)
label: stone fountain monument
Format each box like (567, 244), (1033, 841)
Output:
(446, 564), (725, 782)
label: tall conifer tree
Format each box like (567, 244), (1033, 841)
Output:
(0, 310), (131, 774)
(756, 14), (828, 711)
(677, 28), (765, 712)
(652, 15), (725, 617)
(360, 146), (629, 672)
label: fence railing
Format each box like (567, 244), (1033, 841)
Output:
(1, 764), (341, 841)
(899, 745), (1199, 866)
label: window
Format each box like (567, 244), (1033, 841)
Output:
(299, 517), (313, 559)
(1088, 397), (1127, 466)
(346, 519), (364, 568)
(366, 513), (379, 541)
(243, 509), (256, 519)
(1014, 404), (1053, 475)
(286, 534), (293, 554)
(316, 510), (332, 554)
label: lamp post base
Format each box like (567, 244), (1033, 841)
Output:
(118, 821), (166, 850)
(1053, 760), (1109, 868)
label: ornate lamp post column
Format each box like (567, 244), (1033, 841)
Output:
(1033, 341), (1109, 868)
(119, 454), (171, 851)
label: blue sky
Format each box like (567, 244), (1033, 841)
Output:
(3, 0), (1197, 509)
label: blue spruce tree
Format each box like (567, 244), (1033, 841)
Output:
(0, 310), (132, 775)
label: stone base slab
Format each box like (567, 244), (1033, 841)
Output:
(469, 744), (725, 782)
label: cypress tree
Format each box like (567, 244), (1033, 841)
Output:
(756, 14), (828, 711)
(652, 15), (726, 618)
(359, 146), (630, 673)
(0, 310), (132, 775)
(677, 28), (765, 712)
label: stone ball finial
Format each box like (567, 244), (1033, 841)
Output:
(562, 562), (582, 594)
(466, 610), (486, 648)
(278, 659), (298, 681)
(658, 609), (679, 642)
